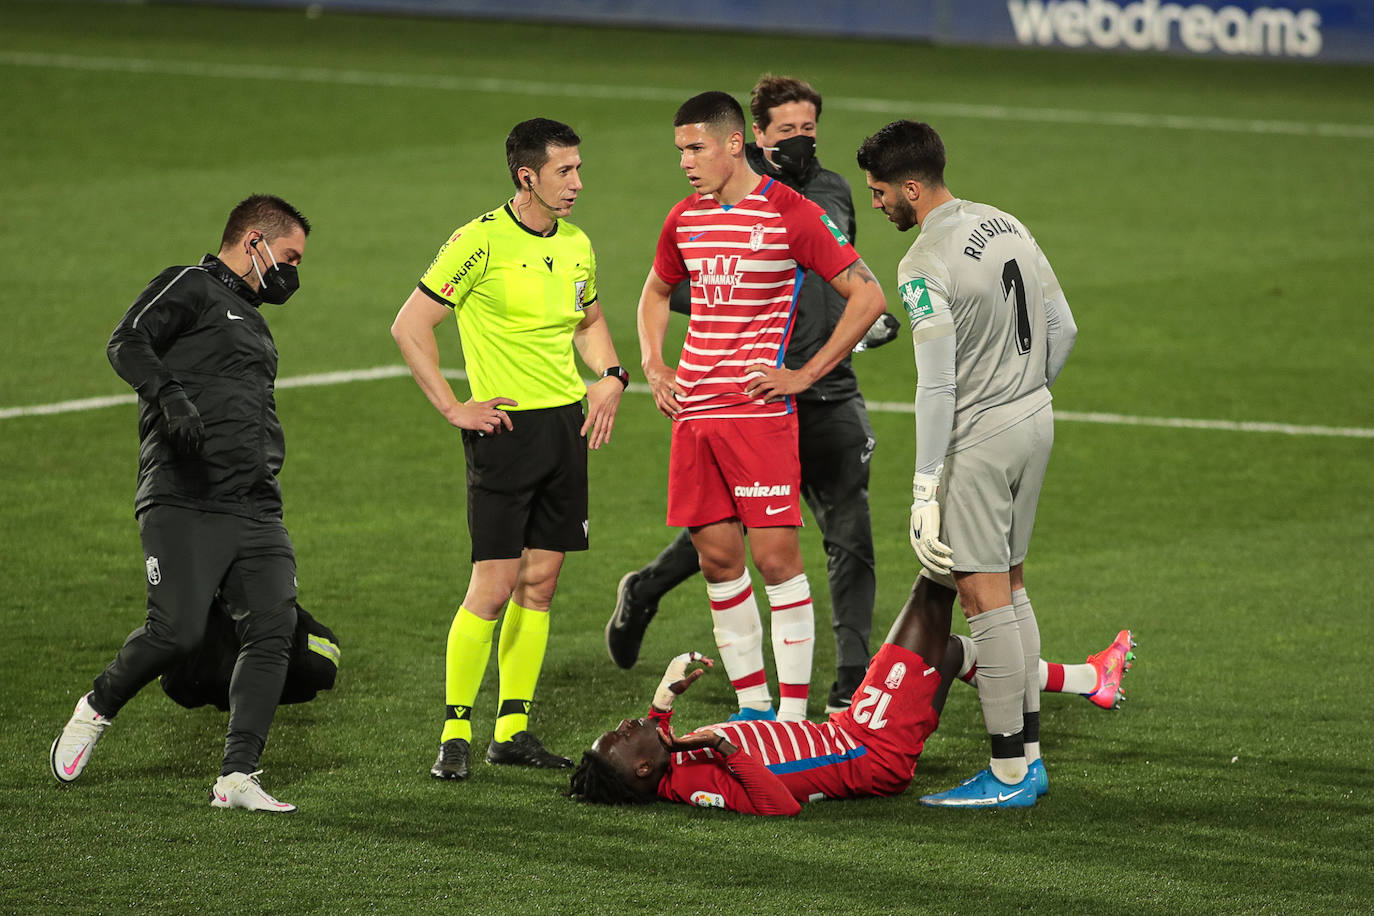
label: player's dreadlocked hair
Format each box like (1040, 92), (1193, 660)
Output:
(568, 751), (658, 807)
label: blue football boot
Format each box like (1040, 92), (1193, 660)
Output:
(919, 767), (1037, 808)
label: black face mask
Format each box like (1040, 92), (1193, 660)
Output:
(768, 135), (817, 182)
(250, 237), (300, 305)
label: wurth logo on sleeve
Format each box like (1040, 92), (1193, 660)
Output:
(697, 255), (743, 308)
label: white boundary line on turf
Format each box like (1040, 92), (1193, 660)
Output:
(2, 51), (1372, 141)
(4, 366), (1371, 439)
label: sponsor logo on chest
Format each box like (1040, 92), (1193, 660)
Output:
(696, 254), (743, 308)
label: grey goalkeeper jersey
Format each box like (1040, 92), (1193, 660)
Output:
(898, 198), (1075, 473)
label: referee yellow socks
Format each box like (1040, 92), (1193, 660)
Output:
(495, 600), (549, 743)
(441, 606), (495, 744)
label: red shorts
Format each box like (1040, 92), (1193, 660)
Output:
(830, 643), (941, 797)
(667, 415), (802, 528)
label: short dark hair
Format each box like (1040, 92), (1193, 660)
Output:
(506, 118), (581, 189)
(750, 74), (823, 131)
(220, 195), (310, 249)
(673, 91), (746, 137)
(568, 751), (657, 806)
(856, 120), (947, 188)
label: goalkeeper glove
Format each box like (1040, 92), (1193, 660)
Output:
(652, 651), (712, 712)
(158, 385), (205, 457)
(910, 468), (954, 576)
(853, 312), (901, 352)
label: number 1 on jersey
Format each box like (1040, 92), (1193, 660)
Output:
(1002, 259), (1032, 355)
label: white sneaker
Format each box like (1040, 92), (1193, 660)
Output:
(50, 693), (112, 783)
(209, 770), (297, 813)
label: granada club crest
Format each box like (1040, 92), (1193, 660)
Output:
(145, 555), (161, 586)
(884, 661), (907, 690)
(749, 223), (764, 251)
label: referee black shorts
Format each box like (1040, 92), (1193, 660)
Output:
(462, 402), (588, 562)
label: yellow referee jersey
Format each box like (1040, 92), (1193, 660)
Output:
(418, 203), (598, 410)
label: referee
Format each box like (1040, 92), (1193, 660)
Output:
(50, 195), (311, 812)
(392, 119), (627, 781)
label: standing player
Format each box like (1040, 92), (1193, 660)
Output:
(607, 74), (897, 714)
(637, 91), (886, 723)
(856, 120), (1078, 807)
(391, 118), (627, 781)
(50, 195), (311, 812)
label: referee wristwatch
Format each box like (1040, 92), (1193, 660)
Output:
(601, 365), (630, 389)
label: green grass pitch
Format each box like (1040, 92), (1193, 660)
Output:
(1, 2), (1372, 912)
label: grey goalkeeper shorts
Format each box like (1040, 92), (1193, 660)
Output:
(937, 404), (1054, 578)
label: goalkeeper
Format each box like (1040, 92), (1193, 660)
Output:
(856, 120), (1078, 809)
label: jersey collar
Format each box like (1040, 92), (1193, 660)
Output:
(504, 201), (559, 238)
(199, 254), (262, 307)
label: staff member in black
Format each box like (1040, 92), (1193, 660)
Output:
(50, 195), (311, 813)
(605, 75), (899, 712)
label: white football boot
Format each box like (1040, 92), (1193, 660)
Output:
(209, 770), (297, 813)
(51, 693), (112, 783)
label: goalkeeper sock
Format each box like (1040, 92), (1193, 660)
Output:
(441, 606), (496, 744)
(960, 630), (1099, 695)
(969, 604), (1026, 767)
(765, 573), (813, 722)
(494, 599), (550, 743)
(707, 572), (771, 712)
(1012, 589), (1042, 752)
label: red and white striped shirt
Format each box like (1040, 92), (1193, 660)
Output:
(654, 714), (874, 815)
(653, 176), (859, 421)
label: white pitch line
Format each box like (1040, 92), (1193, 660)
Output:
(864, 400), (1374, 439)
(2, 50), (1372, 141)
(3, 366), (1371, 439)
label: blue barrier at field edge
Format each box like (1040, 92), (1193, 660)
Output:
(148, 0), (1374, 63)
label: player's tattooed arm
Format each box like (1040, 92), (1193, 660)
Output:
(842, 258), (880, 288)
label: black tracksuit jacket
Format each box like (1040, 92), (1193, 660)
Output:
(107, 254), (286, 521)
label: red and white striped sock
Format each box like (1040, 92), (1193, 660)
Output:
(707, 572), (770, 711)
(765, 573), (813, 722)
(1043, 660), (1099, 695)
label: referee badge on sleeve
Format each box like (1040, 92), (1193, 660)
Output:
(574, 279), (588, 311)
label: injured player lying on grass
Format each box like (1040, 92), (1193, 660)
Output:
(570, 578), (1134, 815)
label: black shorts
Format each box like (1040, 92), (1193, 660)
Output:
(462, 402), (588, 561)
